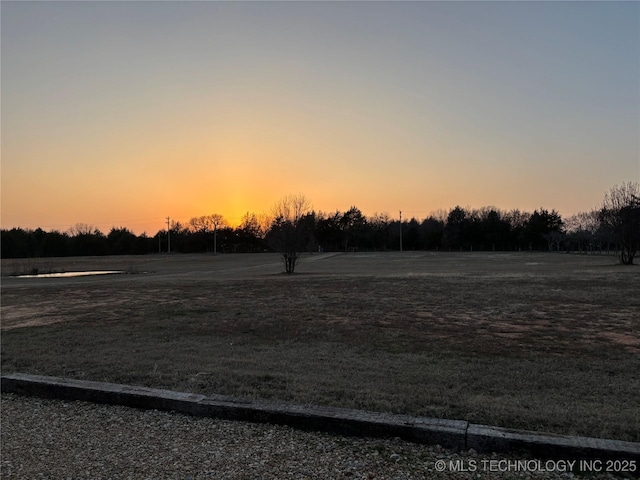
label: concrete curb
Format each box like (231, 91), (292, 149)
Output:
(3, 373), (639, 465)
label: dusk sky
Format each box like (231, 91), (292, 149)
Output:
(2, 1), (639, 235)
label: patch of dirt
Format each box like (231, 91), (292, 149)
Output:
(599, 332), (640, 353)
(0, 305), (66, 330)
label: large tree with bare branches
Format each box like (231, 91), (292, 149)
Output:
(266, 194), (312, 274)
(599, 182), (640, 265)
(187, 214), (226, 254)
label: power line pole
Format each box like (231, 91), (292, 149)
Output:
(213, 222), (217, 256)
(166, 216), (171, 254)
(399, 210), (403, 253)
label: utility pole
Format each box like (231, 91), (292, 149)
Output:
(399, 210), (403, 253)
(213, 222), (217, 256)
(166, 216), (171, 254)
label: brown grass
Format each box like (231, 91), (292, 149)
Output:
(2, 252), (639, 441)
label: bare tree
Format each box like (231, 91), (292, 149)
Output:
(239, 212), (266, 239)
(188, 214), (226, 233)
(599, 182), (640, 265)
(566, 210), (602, 253)
(187, 216), (208, 233)
(266, 194), (312, 274)
(68, 223), (98, 236)
(187, 214), (226, 254)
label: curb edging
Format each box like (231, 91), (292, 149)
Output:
(2, 373), (639, 465)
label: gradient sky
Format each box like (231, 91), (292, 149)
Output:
(2, 1), (639, 235)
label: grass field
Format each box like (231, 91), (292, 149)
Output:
(1, 251), (639, 442)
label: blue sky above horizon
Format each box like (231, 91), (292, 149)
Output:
(2, 1), (639, 235)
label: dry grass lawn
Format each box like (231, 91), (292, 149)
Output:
(2, 251), (639, 442)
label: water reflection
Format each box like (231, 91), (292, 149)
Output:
(15, 271), (124, 278)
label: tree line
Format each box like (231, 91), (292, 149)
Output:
(2, 182), (638, 266)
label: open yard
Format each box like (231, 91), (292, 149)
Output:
(1, 251), (639, 442)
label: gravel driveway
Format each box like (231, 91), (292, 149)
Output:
(2, 393), (624, 479)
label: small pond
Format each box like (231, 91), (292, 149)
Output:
(14, 271), (124, 279)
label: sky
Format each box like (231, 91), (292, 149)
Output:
(2, 1), (639, 235)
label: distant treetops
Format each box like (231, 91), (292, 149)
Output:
(2, 183), (638, 265)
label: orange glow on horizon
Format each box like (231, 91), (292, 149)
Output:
(2, 2), (637, 236)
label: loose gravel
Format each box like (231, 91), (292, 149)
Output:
(0, 394), (625, 479)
